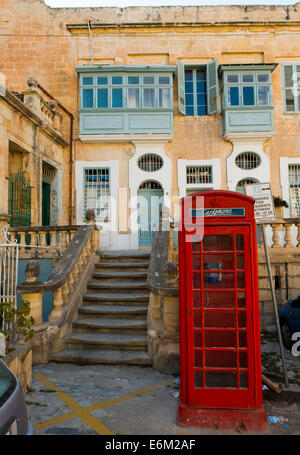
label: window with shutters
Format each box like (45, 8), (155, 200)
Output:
(177, 60), (219, 116)
(282, 64), (300, 113)
(80, 73), (173, 110)
(219, 64), (276, 134)
(222, 71), (272, 109)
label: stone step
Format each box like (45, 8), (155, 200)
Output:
(97, 250), (150, 264)
(91, 270), (148, 281)
(81, 299), (148, 308)
(60, 251), (152, 367)
(77, 304), (148, 319)
(73, 318), (147, 333)
(50, 348), (152, 366)
(95, 262), (149, 271)
(87, 281), (148, 292)
(65, 332), (148, 351)
(83, 292), (150, 303)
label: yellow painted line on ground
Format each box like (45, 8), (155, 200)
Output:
(34, 372), (114, 435)
(33, 373), (174, 434)
(86, 379), (174, 413)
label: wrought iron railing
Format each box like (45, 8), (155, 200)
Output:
(7, 170), (32, 227)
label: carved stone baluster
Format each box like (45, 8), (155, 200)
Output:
(30, 231), (37, 249)
(70, 229), (77, 242)
(84, 240), (90, 262)
(78, 255), (84, 273)
(271, 223), (282, 248)
(68, 272), (74, 295)
(80, 246), (86, 268)
(83, 244), (89, 265)
(284, 223), (293, 248)
(40, 230), (47, 249)
(50, 230), (57, 249)
(86, 209), (96, 251)
(20, 261), (43, 326)
(62, 282), (69, 305)
(50, 287), (64, 319)
(73, 262), (79, 284)
(61, 230), (69, 251)
(19, 232), (26, 254)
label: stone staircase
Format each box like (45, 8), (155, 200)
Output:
(51, 250), (152, 365)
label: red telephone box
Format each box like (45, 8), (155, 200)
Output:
(177, 190), (266, 431)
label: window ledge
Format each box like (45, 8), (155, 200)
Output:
(79, 133), (173, 143)
(224, 131), (273, 142)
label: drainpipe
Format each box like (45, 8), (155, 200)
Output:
(88, 20), (94, 65)
(36, 82), (75, 225)
(32, 125), (39, 226)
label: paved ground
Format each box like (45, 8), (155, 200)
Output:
(25, 333), (300, 436)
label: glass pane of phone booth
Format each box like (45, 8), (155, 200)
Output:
(189, 227), (254, 408)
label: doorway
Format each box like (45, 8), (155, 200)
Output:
(42, 179), (51, 227)
(137, 180), (163, 247)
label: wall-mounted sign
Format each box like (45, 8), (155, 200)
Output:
(189, 208), (245, 218)
(245, 182), (276, 224)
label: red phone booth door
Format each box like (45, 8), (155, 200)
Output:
(186, 225), (256, 410)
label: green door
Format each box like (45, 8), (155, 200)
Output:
(137, 188), (163, 247)
(42, 180), (51, 226)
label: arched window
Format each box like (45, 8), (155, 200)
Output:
(235, 152), (261, 170)
(138, 180), (163, 190)
(138, 154), (163, 172)
(236, 178), (259, 194)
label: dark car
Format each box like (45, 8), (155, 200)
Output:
(0, 358), (34, 435)
(279, 295), (300, 350)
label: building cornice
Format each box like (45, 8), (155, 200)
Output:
(67, 21), (300, 32)
(0, 90), (69, 148)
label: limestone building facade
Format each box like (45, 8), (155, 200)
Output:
(1, 0), (300, 249)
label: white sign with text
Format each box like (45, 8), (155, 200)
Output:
(245, 182), (276, 224)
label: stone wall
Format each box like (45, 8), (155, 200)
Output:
(147, 292), (180, 375)
(258, 249), (300, 330)
(0, 85), (70, 227)
(3, 345), (32, 392)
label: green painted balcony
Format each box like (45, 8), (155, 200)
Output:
(219, 64), (277, 135)
(76, 65), (176, 135)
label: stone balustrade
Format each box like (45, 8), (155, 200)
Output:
(147, 219), (179, 374)
(17, 210), (100, 326)
(8, 225), (80, 258)
(23, 77), (63, 134)
(258, 220), (300, 249)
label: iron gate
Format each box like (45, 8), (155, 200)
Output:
(7, 170), (32, 227)
(0, 233), (19, 337)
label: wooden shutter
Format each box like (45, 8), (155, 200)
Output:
(206, 59), (219, 115)
(177, 60), (186, 115)
(283, 64), (295, 113)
